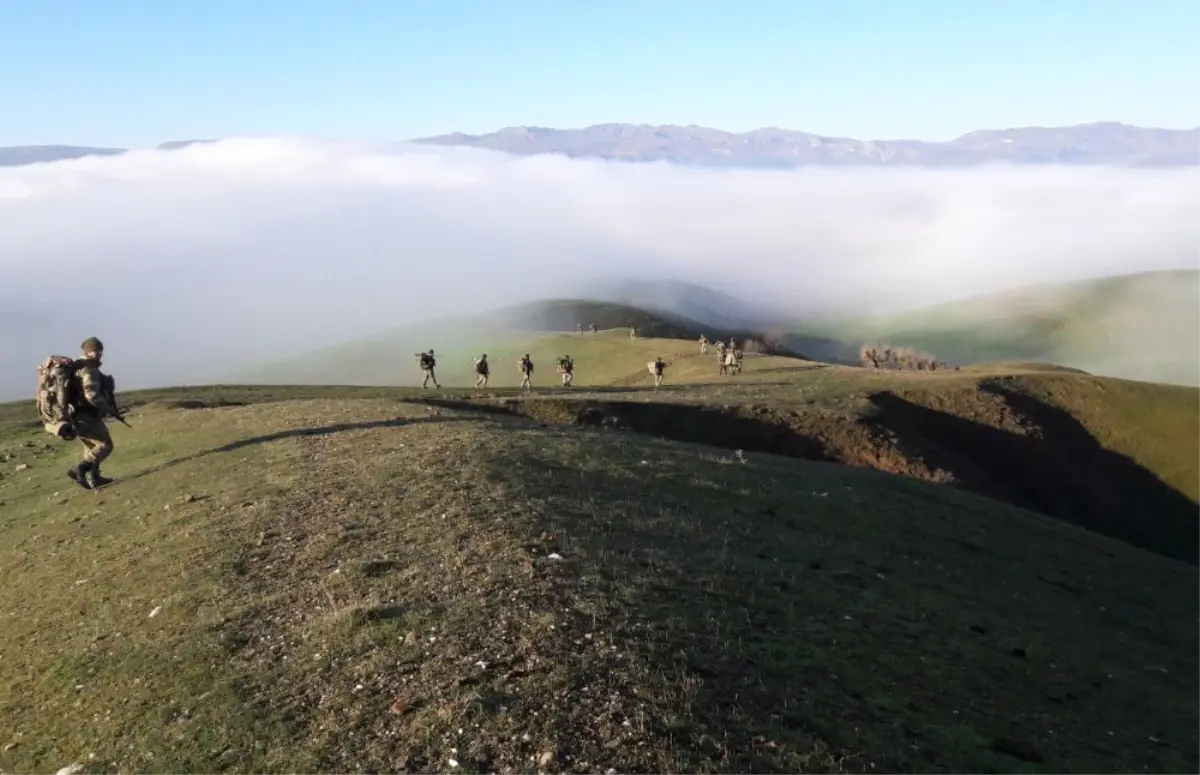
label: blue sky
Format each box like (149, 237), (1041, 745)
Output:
(2, 0), (1197, 147)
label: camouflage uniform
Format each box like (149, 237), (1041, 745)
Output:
(416, 349), (440, 389)
(557, 356), (574, 387)
(68, 337), (115, 489)
(518, 354), (534, 390)
(629, 326), (637, 340)
(699, 335), (708, 355)
(473, 354), (490, 389)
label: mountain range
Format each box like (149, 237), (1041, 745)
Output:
(3, 122), (1197, 168)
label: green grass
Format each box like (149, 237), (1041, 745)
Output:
(785, 269), (1200, 387)
(2, 336), (1197, 773)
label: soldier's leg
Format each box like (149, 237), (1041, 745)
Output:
(70, 414), (114, 488)
(422, 371), (431, 388)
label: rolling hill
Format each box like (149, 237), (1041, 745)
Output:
(784, 269), (1200, 387)
(1, 336), (1196, 774)
(230, 299), (801, 387)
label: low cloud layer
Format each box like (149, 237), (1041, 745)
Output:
(2, 137), (1198, 397)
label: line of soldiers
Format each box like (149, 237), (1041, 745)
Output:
(413, 349), (671, 390)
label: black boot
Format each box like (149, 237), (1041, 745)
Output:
(67, 461), (93, 489)
(87, 462), (114, 489)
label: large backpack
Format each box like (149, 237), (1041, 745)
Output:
(475, 359), (488, 375)
(36, 355), (80, 437)
(419, 354), (434, 370)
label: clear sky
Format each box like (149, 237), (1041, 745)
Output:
(2, 0), (1197, 147)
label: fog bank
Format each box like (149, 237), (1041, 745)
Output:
(1, 137), (1197, 398)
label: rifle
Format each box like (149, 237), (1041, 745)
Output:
(101, 374), (133, 428)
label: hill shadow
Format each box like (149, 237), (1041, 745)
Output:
(123, 415), (476, 482)
(866, 387), (1199, 565)
(411, 396), (833, 462)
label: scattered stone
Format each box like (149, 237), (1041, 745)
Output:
(148, 606), (162, 618)
(183, 494), (196, 503)
(14, 464), (28, 472)
(56, 765), (83, 775)
(1010, 647), (1028, 660)
(538, 751), (556, 768)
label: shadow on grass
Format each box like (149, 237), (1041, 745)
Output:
(406, 396), (835, 462)
(123, 415), (478, 483)
(867, 387), (1199, 565)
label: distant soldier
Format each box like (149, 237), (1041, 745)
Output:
(629, 326), (637, 340)
(589, 322), (597, 336)
(647, 357), (667, 387)
(577, 323), (583, 335)
(473, 353), (490, 389)
(557, 354), (575, 387)
(517, 353), (535, 391)
(415, 349), (440, 388)
(699, 335), (708, 355)
(724, 349), (743, 375)
(727, 337), (736, 351)
(718, 348), (729, 375)
(36, 337), (119, 490)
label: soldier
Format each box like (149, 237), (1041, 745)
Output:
(517, 353), (535, 391)
(473, 353), (490, 389)
(557, 354), (575, 387)
(67, 337), (116, 489)
(699, 335), (708, 355)
(629, 326), (637, 340)
(415, 349), (440, 388)
(727, 337), (736, 352)
(577, 323), (583, 335)
(647, 357), (667, 387)
(589, 322), (597, 336)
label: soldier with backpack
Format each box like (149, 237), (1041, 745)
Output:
(647, 357), (667, 388)
(415, 349), (440, 389)
(557, 355), (574, 387)
(517, 353), (535, 391)
(473, 354), (490, 389)
(35, 337), (120, 490)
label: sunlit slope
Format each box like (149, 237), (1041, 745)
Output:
(231, 299), (803, 388)
(237, 325), (810, 389)
(0, 393), (1195, 774)
(787, 269), (1200, 386)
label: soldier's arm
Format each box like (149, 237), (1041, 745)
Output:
(78, 364), (111, 415)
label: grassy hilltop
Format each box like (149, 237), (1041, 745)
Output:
(229, 300), (801, 388)
(784, 269), (1200, 387)
(1, 324), (1197, 774)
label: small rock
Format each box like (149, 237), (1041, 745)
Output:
(183, 494), (196, 503)
(1010, 647), (1027, 660)
(56, 765), (83, 775)
(4, 741), (18, 751)
(538, 751), (556, 768)
(148, 606), (162, 618)
(969, 624), (987, 635)
(447, 758), (459, 768)
(14, 464), (28, 472)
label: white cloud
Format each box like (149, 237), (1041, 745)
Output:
(1, 138), (1197, 398)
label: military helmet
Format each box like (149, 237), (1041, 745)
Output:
(81, 337), (104, 353)
(429, 349), (435, 354)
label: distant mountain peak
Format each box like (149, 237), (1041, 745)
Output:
(411, 121), (1200, 168)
